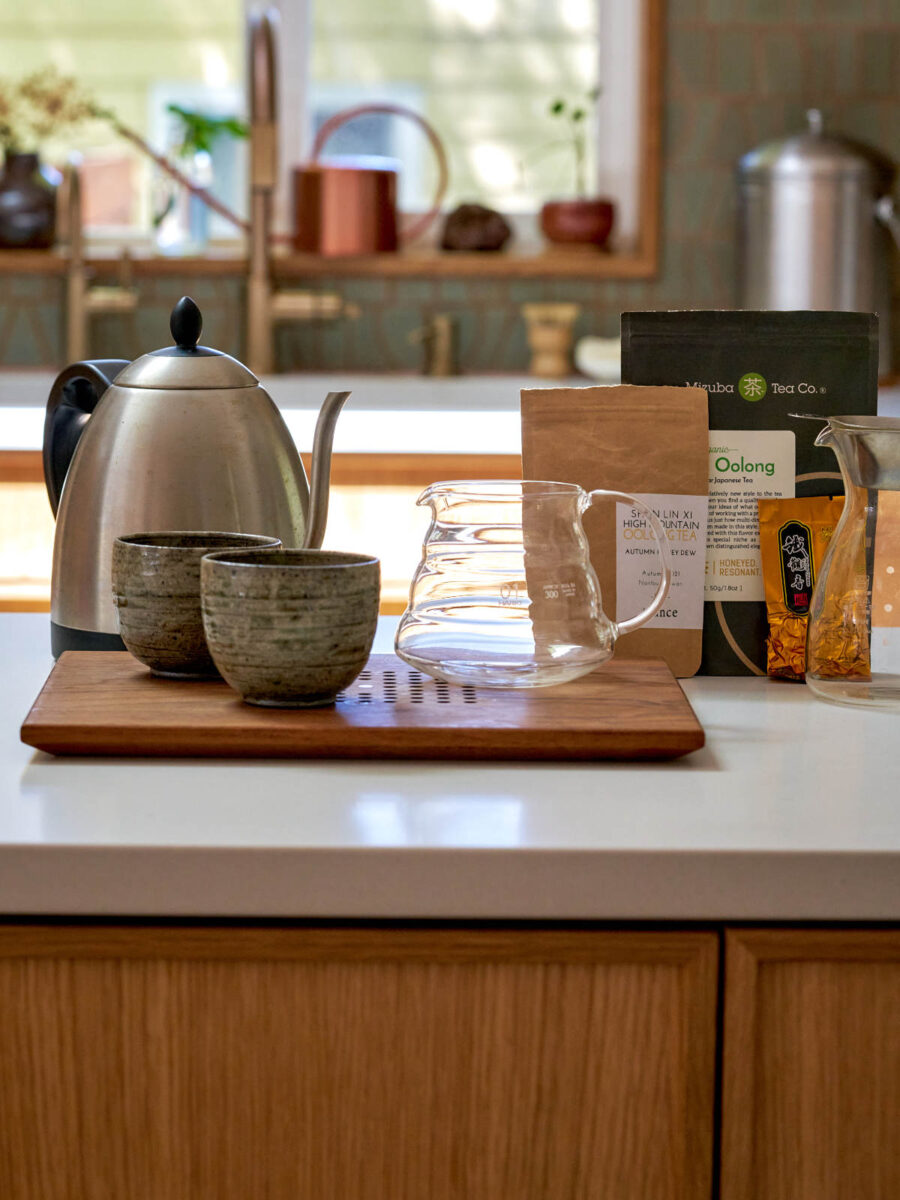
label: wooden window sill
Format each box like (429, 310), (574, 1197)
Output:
(0, 245), (657, 281)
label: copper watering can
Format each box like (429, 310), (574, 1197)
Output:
(292, 103), (448, 256)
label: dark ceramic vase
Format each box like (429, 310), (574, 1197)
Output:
(540, 198), (615, 247)
(0, 152), (58, 249)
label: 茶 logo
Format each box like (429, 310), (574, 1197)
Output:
(738, 372), (767, 402)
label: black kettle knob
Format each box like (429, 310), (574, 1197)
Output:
(170, 296), (203, 350)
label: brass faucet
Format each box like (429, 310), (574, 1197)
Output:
(246, 10), (359, 375)
(409, 313), (460, 376)
(62, 11), (358, 371)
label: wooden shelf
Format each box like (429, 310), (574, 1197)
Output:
(0, 249), (239, 278)
(271, 246), (657, 280)
(0, 244), (656, 281)
(0, 7), (663, 288)
(0, 250), (69, 276)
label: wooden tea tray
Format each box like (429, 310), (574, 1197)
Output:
(21, 652), (705, 761)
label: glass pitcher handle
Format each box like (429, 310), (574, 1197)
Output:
(585, 489), (672, 637)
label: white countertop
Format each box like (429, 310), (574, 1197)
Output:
(0, 371), (555, 455)
(3, 613), (899, 921)
(3, 371), (898, 456)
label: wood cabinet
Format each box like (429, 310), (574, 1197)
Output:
(3, 922), (898, 1199)
(722, 929), (900, 1200)
(0, 926), (717, 1200)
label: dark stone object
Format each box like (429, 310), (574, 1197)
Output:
(440, 203), (512, 252)
(0, 152), (57, 249)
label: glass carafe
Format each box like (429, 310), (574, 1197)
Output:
(395, 480), (671, 688)
(807, 415), (900, 709)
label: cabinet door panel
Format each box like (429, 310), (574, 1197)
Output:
(722, 929), (900, 1200)
(0, 926), (717, 1200)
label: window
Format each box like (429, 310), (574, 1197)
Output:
(1, 1), (653, 259)
(0, 1), (245, 238)
(299, 0), (645, 248)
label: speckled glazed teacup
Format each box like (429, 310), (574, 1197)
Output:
(112, 533), (281, 678)
(201, 549), (381, 707)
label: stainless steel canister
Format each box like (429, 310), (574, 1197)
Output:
(737, 109), (897, 374)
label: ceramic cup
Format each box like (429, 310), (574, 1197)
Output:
(201, 549), (381, 707)
(112, 532), (282, 678)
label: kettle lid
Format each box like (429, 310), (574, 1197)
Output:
(114, 297), (258, 390)
(738, 109), (895, 186)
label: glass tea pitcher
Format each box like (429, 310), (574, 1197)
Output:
(395, 480), (672, 688)
(807, 415), (900, 709)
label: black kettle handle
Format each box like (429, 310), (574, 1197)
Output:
(43, 359), (130, 516)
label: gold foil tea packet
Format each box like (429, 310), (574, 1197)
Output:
(757, 496), (844, 681)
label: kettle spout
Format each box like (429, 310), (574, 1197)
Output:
(303, 391), (351, 549)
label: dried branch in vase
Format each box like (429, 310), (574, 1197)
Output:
(0, 66), (247, 232)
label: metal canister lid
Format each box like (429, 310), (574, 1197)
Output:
(738, 109), (895, 187)
(114, 297), (258, 390)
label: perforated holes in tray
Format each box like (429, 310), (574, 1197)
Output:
(335, 665), (478, 706)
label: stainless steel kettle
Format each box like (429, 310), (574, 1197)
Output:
(44, 296), (350, 655)
(737, 109), (899, 374)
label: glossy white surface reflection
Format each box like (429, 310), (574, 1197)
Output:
(351, 793), (523, 847)
(4, 375), (899, 457)
(3, 614), (900, 919)
(0, 372), (544, 454)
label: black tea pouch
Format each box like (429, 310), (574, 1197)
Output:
(621, 310), (879, 675)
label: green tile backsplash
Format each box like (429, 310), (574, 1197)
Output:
(2, 0), (898, 373)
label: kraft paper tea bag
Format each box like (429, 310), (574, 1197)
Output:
(621, 310), (879, 675)
(521, 384), (709, 677)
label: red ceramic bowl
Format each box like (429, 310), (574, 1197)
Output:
(540, 198), (615, 247)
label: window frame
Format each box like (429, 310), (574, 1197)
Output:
(267, 0), (663, 278)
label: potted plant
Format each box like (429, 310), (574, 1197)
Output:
(0, 69), (95, 249)
(0, 67), (249, 251)
(154, 104), (248, 253)
(530, 89), (614, 249)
